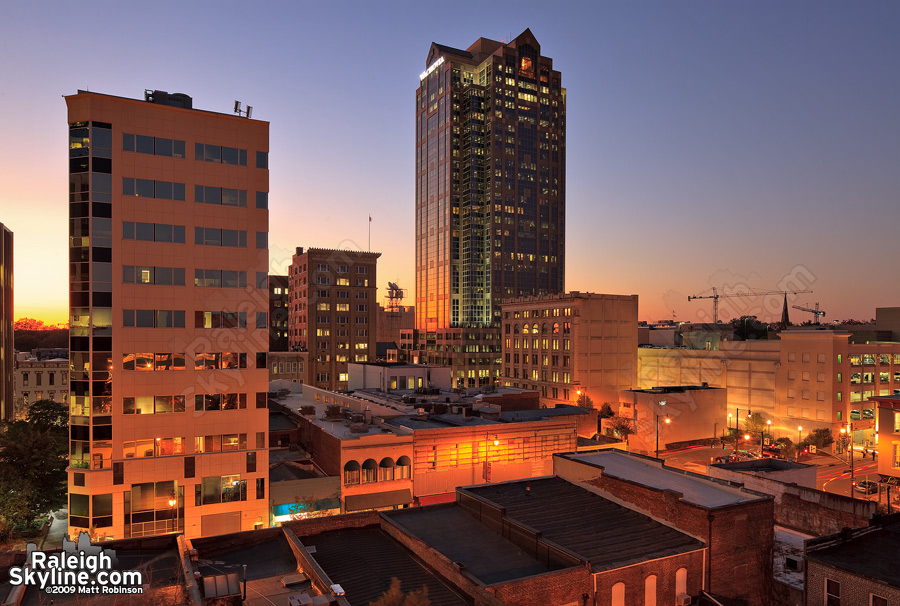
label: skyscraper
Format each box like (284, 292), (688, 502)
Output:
(415, 29), (566, 387)
(65, 90), (270, 539)
(0, 223), (12, 423)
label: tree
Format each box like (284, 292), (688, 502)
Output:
(371, 578), (430, 606)
(0, 400), (69, 532)
(744, 412), (768, 436)
(609, 415), (636, 440)
(804, 428), (833, 449)
(598, 403), (615, 419)
(576, 393), (594, 409)
(25, 399), (68, 432)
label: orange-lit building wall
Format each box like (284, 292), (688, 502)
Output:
(65, 91), (269, 539)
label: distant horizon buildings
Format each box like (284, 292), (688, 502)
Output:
(414, 28), (566, 388)
(65, 89), (270, 539)
(0, 223), (12, 423)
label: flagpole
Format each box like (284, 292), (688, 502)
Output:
(368, 215), (371, 252)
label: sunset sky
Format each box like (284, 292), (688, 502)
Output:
(1, 1), (897, 326)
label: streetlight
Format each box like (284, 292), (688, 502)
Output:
(168, 494), (178, 533)
(797, 426), (802, 459)
(655, 400), (670, 459)
(727, 412), (733, 429)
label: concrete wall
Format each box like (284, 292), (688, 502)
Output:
(619, 387), (726, 453)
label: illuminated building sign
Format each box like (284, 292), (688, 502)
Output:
(419, 56), (444, 81)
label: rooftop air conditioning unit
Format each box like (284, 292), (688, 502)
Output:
(784, 555), (805, 572)
(675, 594), (691, 606)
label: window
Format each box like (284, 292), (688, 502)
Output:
(196, 143), (247, 166)
(255, 191), (268, 209)
(256, 151), (268, 169)
(644, 575), (657, 606)
(611, 582), (625, 606)
(194, 227), (247, 247)
(195, 185), (247, 207)
(123, 309), (185, 328)
(194, 269), (247, 288)
(124, 265), (185, 286)
(123, 222), (185, 243)
(871, 595), (887, 606)
(123, 178), (186, 201)
(343, 461), (360, 485)
(123, 133), (185, 158)
(825, 578), (840, 606)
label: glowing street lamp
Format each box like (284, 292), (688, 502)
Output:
(655, 400), (670, 459)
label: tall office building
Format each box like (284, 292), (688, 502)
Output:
(0, 223), (12, 423)
(65, 90), (270, 539)
(415, 29), (566, 387)
(288, 247), (380, 391)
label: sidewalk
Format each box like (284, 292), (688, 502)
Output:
(39, 509), (68, 550)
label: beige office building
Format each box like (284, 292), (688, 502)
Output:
(500, 292), (638, 408)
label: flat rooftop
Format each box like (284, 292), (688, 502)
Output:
(385, 506), (552, 584)
(461, 477), (705, 572)
(807, 523), (900, 588)
(562, 451), (766, 508)
(275, 388), (409, 441)
(297, 527), (468, 606)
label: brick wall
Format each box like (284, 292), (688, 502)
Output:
(806, 561), (900, 606)
(572, 469), (774, 605)
(706, 465), (875, 535)
(487, 565), (592, 606)
(594, 551), (705, 606)
(284, 510), (381, 538)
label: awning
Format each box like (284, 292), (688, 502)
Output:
(345, 489), (413, 512)
(417, 493), (456, 506)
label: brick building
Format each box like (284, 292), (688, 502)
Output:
(554, 450), (775, 605)
(288, 247), (380, 391)
(0, 223), (11, 424)
(501, 292), (638, 409)
(805, 521), (900, 606)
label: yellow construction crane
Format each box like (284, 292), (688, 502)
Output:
(687, 287), (812, 323)
(792, 303), (825, 325)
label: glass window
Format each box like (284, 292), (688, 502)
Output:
(256, 151), (268, 169)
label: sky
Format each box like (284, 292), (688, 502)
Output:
(1, 0), (897, 326)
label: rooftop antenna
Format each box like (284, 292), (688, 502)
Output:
(233, 100), (252, 118)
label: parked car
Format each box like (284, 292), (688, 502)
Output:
(853, 480), (879, 494)
(761, 447), (783, 458)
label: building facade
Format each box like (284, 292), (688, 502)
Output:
(288, 247), (380, 391)
(14, 355), (69, 414)
(638, 325), (900, 446)
(269, 274), (289, 352)
(501, 292), (638, 408)
(65, 90), (270, 539)
(0, 223), (11, 423)
(415, 29), (566, 387)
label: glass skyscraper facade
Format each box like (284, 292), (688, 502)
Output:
(414, 29), (566, 387)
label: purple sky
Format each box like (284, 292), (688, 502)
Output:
(1, 0), (897, 325)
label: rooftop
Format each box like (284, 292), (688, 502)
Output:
(461, 477), (705, 572)
(297, 527), (468, 606)
(385, 506), (553, 583)
(561, 451), (767, 508)
(806, 522), (900, 588)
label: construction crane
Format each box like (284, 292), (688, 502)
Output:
(687, 287), (812, 323)
(792, 303), (825, 325)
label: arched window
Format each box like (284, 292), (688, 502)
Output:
(343, 460), (360, 485)
(514, 324), (520, 334)
(611, 582), (625, 606)
(552, 322), (559, 334)
(396, 456), (411, 479)
(644, 575), (657, 606)
(676, 568), (687, 596)
(541, 323), (548, 334)
(362, 459), (378, 483)
(379, 457), (395, 481)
